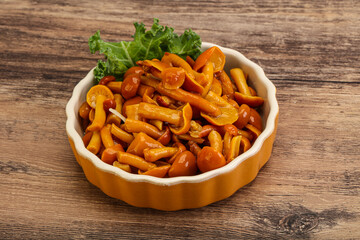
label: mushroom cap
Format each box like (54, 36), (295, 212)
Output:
(201, 91), (239, 126)
(234, 92), (264, 108)
(169, 103), (193, 135)
(197, 146), (226, 173)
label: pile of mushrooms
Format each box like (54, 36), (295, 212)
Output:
(78, 46), (264, 178)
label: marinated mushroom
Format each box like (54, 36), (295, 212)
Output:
(230, 68), (264, 107)
(79, 47), (264, 177)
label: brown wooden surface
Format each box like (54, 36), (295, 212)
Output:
(1, 0), (359, 239)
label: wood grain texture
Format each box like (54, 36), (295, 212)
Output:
(0, 0), (359, 239)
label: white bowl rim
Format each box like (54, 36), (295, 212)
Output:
(66, 42), (279, 187)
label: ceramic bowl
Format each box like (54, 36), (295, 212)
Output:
(65, 42), (279, 211)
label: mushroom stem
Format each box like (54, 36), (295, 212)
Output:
(156, 84), (221, 117)
(144, 147), (179, 162)
(230, 68), (251, 96)
(138, 102), (182, 126)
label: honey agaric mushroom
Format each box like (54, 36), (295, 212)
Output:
(113, 161), (132, 173)
(110, 123), (134, 144)
(198, 124), (225, 138)
(200, 62), (214, 97)
(124, 66), (144, 78)
(197, 146), (226, 173)
(137, 84), (155, 97)
(100, 124), (115, 149)
(156, 84), (221, 117)
(138, 102), (182, 126)
(210, 77), (222, 96)
(241, 136), (252, 152)
(99, 75), (116, 85)
(249, 107), (263, 131)
(161, 67), (186, 89)
(101, 144), (124, 165)
(168, 142), (187, 164)
(86, 95), (107, 132)
(193, 46), (225, 73)
(188, 140), (202, 156)
(117, 151), (156, 171)
(125, 104), (142, 121)
(218, 71), (235, 99)
(106, 81), (123, 94)
(86, 130), (101, 154)
(168, 151), (197, 177)
(138, 59), (170, 73)
(124, 119), (163, 139)
(155, 95), (174, 108)
(181, 73), (205, 94)
(139, 164), (171, 178)
(149, 119), (163, 131)
(233, 104), (251, 129)
(82, 131), (93, 147)
(169, 103), (193, 135)
(226, 135), (242, 163)
(161, 53), (195, 79)
(144, 147), (179, 162)
(177, 134), (205, 144)
(126, 132), (164, 157)
(200, 91), (239, 126)
(79, 102), (91, 120)
(140, 74), (161, 88)
(157, 126), (171, 145)
(122, 96), (142, 117)
(245, 124), (262, 142)
(231, 68), (264, 107)
(223, 131), (232, 159)
(208, 130), (223, 153)
(223, 124), (239, 136)
(121, 73), (141, 100)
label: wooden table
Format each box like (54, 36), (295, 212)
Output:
(1, 0), (359, 239)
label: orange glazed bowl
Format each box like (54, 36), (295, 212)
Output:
(66, 42), (279, 211)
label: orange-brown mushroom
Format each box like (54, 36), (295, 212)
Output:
(210, 77), (222, 96)
(200, 91), (239, 126)
(169, 103), (193, 135)
(168, 151), (197, 177)
(226, 135), (242, 163)
(197, 146), (226, 173)
(110, 123), (134, 144)
(193, 46), (225, 73)
(106, 81), (122, 93)
(139, 164), (171, 178)
(249, 108), (263, 131)
(233, 104), (251, 129)
(245, 124), (262, 142)
(121, 73), (141, 100)
(117, 151), (156, 171)
(157, 126), (171, 145)
(123, 119), (163, 139)
(143, 147), (179, 162)
(138, 102), (182, 126)
(188, 140), (202, 156)
(208, 130), (223, 153)
(101, 144), (124, 165)
(126, 132), (164, 157)
(113, 161), (132, 173)
(231, 68), (264, 107)
(156, 84), (221, 117)
(161, 67), (185, 89)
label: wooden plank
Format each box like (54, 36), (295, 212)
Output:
(0, 0), (359, 239)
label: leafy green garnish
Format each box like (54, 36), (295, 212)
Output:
(89, 18), (202, 83)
